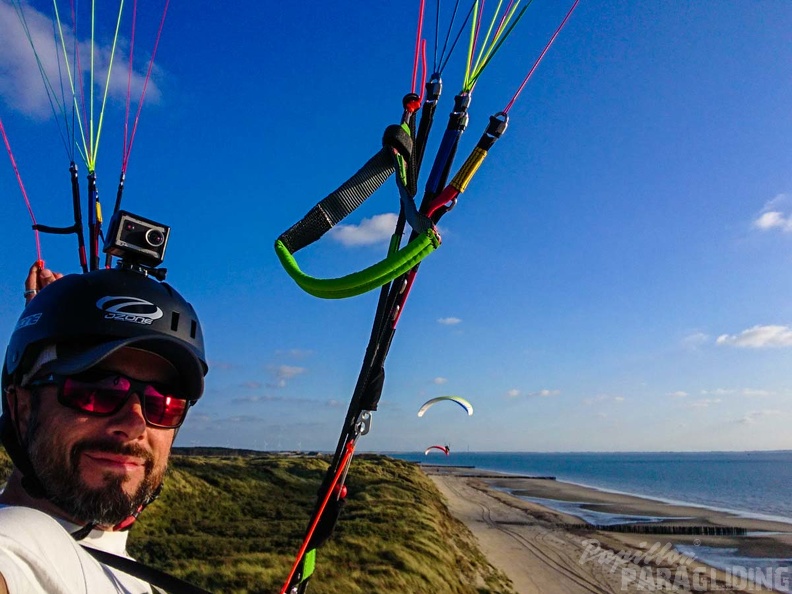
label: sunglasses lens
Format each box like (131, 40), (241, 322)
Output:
(142, 385), (189, 428)
(61, 375), (131, 414)
(58, 373), (188, 428)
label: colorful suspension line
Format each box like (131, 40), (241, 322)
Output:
(104, 0), (171, 269)
(401, 0), (581, 322)
(278, 3), (527, 593)
(279, 9), (439, 592)
(393, 0), (529, 327)
(277, 2), (580, 593)
(7, 0), (170, 272)
(0, 117), (43, 266)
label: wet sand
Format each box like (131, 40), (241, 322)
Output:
(423, 465), (792, 594)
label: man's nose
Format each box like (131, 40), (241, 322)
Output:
(108, 392), (147, 439)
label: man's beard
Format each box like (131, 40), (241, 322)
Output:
(26, 416), (163, 527)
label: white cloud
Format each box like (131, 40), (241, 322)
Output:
(668, 391), (688, 398)
(275, 349), (314, 358)
(266, 365), (306, 388)
(583, 394), (610, 405)
(701, 388), (734, 396)
(686, 398), (722, 409)
(699, 387), (772, 398)
(753, 211), (790, 231)
(432, 377), (448, 385)
(741, 388), (772, 398)
(681, 332), (709, 349)
(277, 365), (305, 380)
(527, 389), (559, 398)
(736, 409), (782, 425)
(753, 194), (792, 232)
(716, 325), (792, 348)
(613, 396), (625, 402)
(329, 213), (397, 246)
(437, 317), (462, 325)
(506, 388), (558, 399)
(0, 1), (160, 117)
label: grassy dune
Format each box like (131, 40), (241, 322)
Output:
(1, 448), (514, 594)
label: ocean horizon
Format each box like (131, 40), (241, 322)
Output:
(389, 450), (792, 524)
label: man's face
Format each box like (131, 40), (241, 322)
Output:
(20, 347), (180, 527)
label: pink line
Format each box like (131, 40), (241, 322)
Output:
(69, 0), (89, 159)
(123, 0), (170, 172)
(123, 0), (139, 160)
(0, 118), (42, 262)
(503, 0), (580, 113)
(411, 0), (426, 93)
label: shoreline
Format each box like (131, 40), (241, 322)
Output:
(418, 462), (792, 528)
(422, 465), (792, 594)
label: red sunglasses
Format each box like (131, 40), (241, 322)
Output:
(28, 370), (191, 429)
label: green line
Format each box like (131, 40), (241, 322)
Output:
(93, 0), (125, 168)
(75, 143), (88, 167)
(12, 2), (69, 140)
(470, 0), (520, 80)
(468, 2), (529, 88)
(463, 0), (479, 91)
(89, 0), (96, 169)
(52, 0), (90, 166)
(469, 0), (504, 78)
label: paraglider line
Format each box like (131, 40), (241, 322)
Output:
(10, 1), (70, 157)
(123, 0), (170, 172)
(91, 0), (126, 169)
(437, 1), (475, 76)
(67, 0), (92, 164)
(0, 118), (43, 263)
(411, 0), (426, 95)
(123, 0), (139, 162)
(280, 441), (356, 594)
(52, 17), (74, 160)
(503, 0), (579, 114)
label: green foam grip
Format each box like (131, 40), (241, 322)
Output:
(275, 229), (441, 299)
(301, 549), (316, 583)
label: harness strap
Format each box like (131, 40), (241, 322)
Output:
(275, 122), (439, 300)
(81, 547), (213, 594)
(277, 149), (394, 254)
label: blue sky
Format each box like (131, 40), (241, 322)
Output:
(1, 1), (791, 452)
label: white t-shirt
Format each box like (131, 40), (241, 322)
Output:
(0, 505), (152, 593)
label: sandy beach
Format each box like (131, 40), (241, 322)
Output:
(423, 465), (792, 594)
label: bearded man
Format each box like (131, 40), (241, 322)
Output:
(0, 264), (207, 593)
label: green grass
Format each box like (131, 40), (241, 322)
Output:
(0, 449), (515, 593)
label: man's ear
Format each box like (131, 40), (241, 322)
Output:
(4, 386), (32, 436)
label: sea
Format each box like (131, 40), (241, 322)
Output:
(392, 451), (792, 523)
(391, 451), (792, 592)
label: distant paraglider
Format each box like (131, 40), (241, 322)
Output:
(424, 445), (450, 456)
(417, 395), (473, 417)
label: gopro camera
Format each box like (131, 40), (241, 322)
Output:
(103, 210), (170, 268)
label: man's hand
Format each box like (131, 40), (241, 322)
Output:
(24, 261), (63, 305)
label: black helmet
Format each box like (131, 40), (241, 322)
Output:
(1, 267), (207, 507)
(3, 268), (207, 399)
